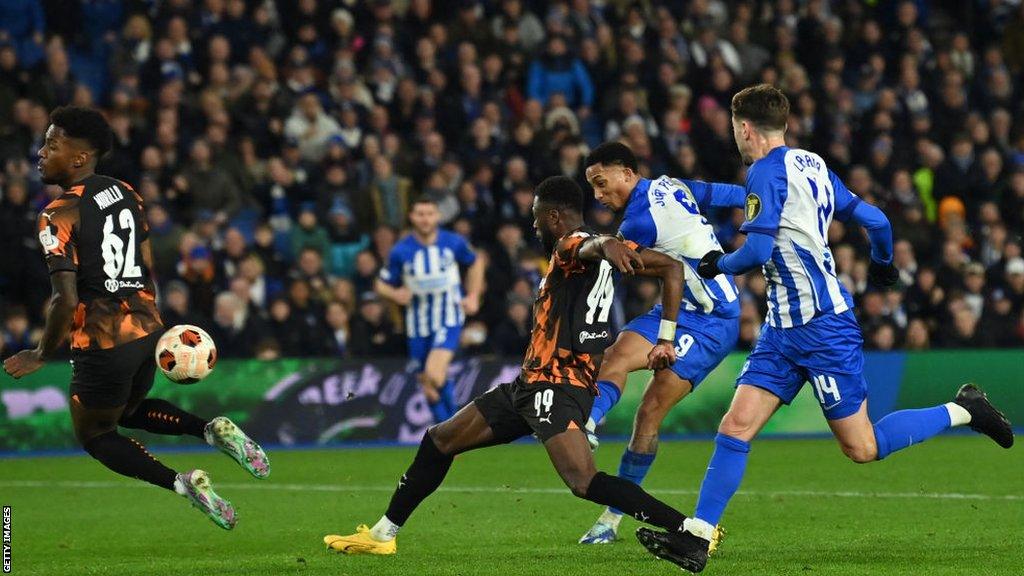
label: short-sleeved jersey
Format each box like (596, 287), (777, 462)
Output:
(379, 229), (476, 338)
(618, 176), (740, 318)
(522, 229), (637, 393)
(740, 146), (857, 328)
(37, 174), (162, 351)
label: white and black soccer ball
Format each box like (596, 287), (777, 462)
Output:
(155, 325), (217, 384)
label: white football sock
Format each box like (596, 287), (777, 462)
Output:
(683, 517), (716, 542)
(173, 476), (188, 496)
(370, 515), (401, 542)
(598, 508), (623, 529)
(944, 402), (972, 427)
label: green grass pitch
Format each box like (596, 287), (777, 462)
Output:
(2, 436), (1021, 576)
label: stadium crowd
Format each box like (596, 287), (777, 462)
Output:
(2, 0), (1024, 361)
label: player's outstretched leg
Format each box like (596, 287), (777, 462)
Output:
(584, 332), (650, 450)
(859, 383), (1013, 462)
(636, 385), (779, 573)
(119, 399), (271, 478)
(73, 398), (237, 530)
(581, 371), (693, 545)
(324, 402), (500, 555)
(176, 469), (237, 530)
(545, 428), (690, 535)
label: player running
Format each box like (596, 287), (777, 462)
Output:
(635, 84), (1015, 572)
(578, 142), (744, 545)
(323, 176), (716, 558)
(375, 196), (485, 423)
(2, 107), (270, 530)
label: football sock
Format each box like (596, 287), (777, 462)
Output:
(582, 471), (686, 532)
(598, 508), (623, 530)
(694, 433), (750, 528)
(82, 431), (177, 491)
(370, 516), (401, 542)
(383, 432), (453, 527)
(439, 379), (457, 418)
(118, 399), (208, 438)
(872, 405), (952, 460)
(944, 402), (972, 426)
(608, 449), (656, 516)
(589, 380), (622, 426)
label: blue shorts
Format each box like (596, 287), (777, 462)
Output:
(737, 310), (866, 420)
(407, 325), (462, 372)
(624, 305), (739, 387)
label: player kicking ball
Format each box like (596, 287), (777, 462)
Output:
(2, 107), (270, 530)
(323, 176), (718, 558)
(634, 84), (1014, 572)
(578, 142), (744, 545)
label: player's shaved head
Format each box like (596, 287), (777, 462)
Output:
(535, 175), (584, 214)
(533, 176), (584, 254)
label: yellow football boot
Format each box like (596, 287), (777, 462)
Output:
(324, 524), (397, 555)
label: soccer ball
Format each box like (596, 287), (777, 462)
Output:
(155, 325), (217, 384)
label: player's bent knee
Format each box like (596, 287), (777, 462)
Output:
(718, 410), (758, 440)
(426, 425), (456, 455)
(74, 422), (116, 446)
(562, 471), (595, 499)
(842, 443), (878, 463)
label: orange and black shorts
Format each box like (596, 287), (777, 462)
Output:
(473, 378), (593, 444)
(70, 331), (161, 409)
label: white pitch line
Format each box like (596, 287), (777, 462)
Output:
(0, 480), (1020, 502)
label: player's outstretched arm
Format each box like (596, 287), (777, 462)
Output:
(831, 170), (897, 287)
(3, 270), (78, 378)
(696, 232), (774, 279)
(577, 235), (645, 274)
(632, 248), (685, 370)
(685, 179), (746, 210)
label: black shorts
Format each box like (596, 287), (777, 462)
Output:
(70, 330), (161, 408)
(473, 378), (594, 443)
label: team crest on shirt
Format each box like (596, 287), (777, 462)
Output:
(745, 193), (762, 221)
(38, 224), (60, 253)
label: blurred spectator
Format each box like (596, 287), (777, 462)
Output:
(490, 296), (531, 355)
(1, 305), (34, 359)
(349, 292), (404, 357)
(160, 280), (212, 332)
(1, 0), (1022, 359)
(210, 291), (268, 358)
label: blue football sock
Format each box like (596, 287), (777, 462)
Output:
(589, 380), (622, 426)
(609, 449), (656, 516)
(439, 379), (457, 417)
(694, 434), (750, 526)
(872, 405), (951, 460)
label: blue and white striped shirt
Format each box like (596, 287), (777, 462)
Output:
(618, 176), (741, 318)
(379, 230), (476, 338)
(740, 147), (857, 328)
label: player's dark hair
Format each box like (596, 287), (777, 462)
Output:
(584, 141), (639, 172)
(731, 83), (790, 132)
(49, 106), (113, 158)
(411, 194), (439, 208)
(535, 175), (584, 214)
